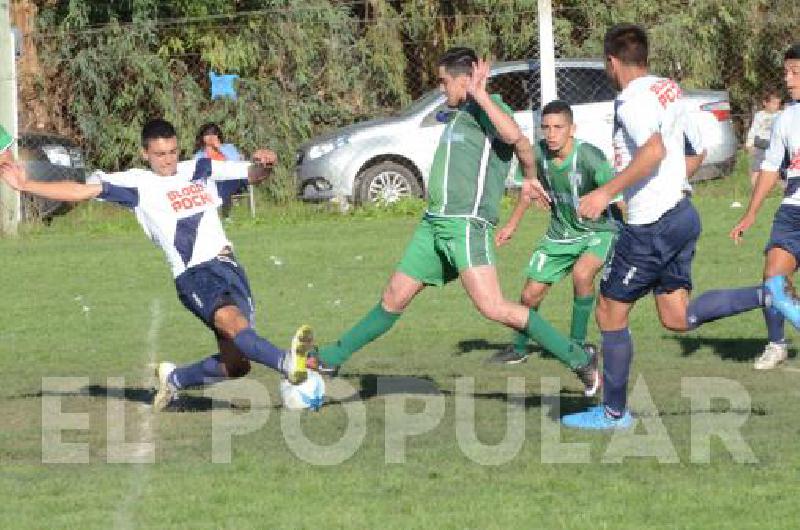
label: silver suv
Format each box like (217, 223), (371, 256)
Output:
(296, 60), (737, 204)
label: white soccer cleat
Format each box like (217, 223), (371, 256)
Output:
(284, 325), (314, 385)
(753, 342), (788, 370)
(153, 361), (178, 411)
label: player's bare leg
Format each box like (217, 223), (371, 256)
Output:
(461, 265), (599, 396)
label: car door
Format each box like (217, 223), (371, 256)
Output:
(557, 66), (616, 161)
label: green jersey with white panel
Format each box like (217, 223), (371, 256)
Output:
(537, 139), (618, 242)
(524, 139), (618, 284)
(426, 94), (518, 226)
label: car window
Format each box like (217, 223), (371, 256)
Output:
(398, 89), (443, 118)
(557, 67), (616, 105)
(487, 70), (540, 111)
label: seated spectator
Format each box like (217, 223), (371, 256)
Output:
(194, 122), (245, 216)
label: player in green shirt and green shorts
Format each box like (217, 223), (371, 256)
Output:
(489, 100), (620, 364)
(309, 48), (601, 396)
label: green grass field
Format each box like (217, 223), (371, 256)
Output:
(2, 164), (800, 529)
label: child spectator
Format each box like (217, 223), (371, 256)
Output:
(746, 89), (782, 187)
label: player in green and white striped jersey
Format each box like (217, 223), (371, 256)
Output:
(489, 100), (620, 364)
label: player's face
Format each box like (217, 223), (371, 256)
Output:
(541, 112), (575, 154)
(0, 149), (11, 164)
(142, 136), (179, 177)
(764, 95), (782, 113)
(438, 67), (469, 107)
(784, 59), (800, 101)
(604, 55), (622, 91)
(202, 133), (221, 150)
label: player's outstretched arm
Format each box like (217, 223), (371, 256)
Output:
(247, 148), (277, 185)
(0, 162), (101, 201)
(730, 169), (779, 244)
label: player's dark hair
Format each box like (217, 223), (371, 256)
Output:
(141, 118), (177, 148)
(541, 99), (573, 123)
(762, 87), (782, 102)
(438, 47), (478, 77)
(195, 122), (225, 152)
(604, 24), (648, 67)
(785, 43), (800, 61)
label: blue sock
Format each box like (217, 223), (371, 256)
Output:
(169, 354), (225, 389)
(233, 328), (285, 373)
(602, 328), (633, 415)
(686, 286), (763, 330)
(763, 305), (786, 344)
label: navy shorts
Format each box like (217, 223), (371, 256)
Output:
(600, 198), (702, 303)
(174, 254), (255, 334)
(765, 203), (800, 265)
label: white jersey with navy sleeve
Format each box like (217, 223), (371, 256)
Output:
(612, 75), (689, 224)
(762, 102), (800, 205)
(93, 158), (250, 277)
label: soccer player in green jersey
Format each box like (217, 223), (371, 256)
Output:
(488, 100), (619, 364)
(309, 47), (601, 396)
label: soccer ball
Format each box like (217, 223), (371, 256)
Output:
(280, 370), (325, 411)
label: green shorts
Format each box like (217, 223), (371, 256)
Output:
(397, 215), (496, 286)
(526, 232), (616, 284)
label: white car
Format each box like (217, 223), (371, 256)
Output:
(296, 59), (737, 204)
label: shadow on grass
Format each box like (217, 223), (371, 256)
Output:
(16, 378), (593, 418)
(455, 339), (548, 358)
(665, 335), (797, 361)
(327, 373), (589, 418)
(12, 384), (233, 412)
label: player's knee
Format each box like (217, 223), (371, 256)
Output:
(659, 312), (689, 332)
(213, 305), (249, 339)
(382, 287), (409, 313)
(572, 269), (596, 293)
(520, 289), (543, 308)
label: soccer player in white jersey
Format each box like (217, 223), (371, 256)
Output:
(0, 119), (313, 410)
(731, 43), (800, 368)
(562, 24), (768, 430)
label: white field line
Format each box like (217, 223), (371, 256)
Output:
(113, 299), (162, 530)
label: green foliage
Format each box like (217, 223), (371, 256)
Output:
(28, 0), (799, 203)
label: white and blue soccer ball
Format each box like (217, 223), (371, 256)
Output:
(280, 370), (325, 411)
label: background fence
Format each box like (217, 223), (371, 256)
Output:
(5, 0), (800, 222)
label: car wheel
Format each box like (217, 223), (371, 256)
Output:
(356, 161), (422, 205)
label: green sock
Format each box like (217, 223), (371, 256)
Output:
(570, 294), (595, 345)
(524, 308), (589, 370)
(317, 302), (401, 366)
(512, 331), (528, 355)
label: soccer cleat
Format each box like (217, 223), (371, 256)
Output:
(765, 276), (800, 329)
(153, 361), (178, 411)
(284, 325), (314, 385)
(753, 341), (788, 370)
(306, 349), (340, 377)
(561, 405), (633, 430)
(573, 343), (600, 397)
(485, 345), (529, 365)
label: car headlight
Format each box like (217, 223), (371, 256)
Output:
(41, 144), (73, 167)
(306, 136), (349, 160)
